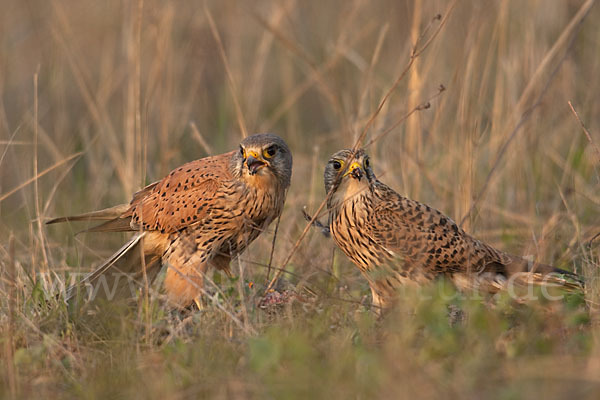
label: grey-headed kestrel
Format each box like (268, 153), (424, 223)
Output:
(322, 149), (582, 312)
(48, 133), (292, 308)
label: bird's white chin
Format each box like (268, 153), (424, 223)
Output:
(244, 167), (278, 191)
(245, 164), (269, 177)
(247, 165), (265, 176)
(332, 178), (369, 205)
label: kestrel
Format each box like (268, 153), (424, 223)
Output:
(48, 133), (292, 308)
(323, 149), (582, 312)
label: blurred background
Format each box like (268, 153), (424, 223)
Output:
(1, 0), (600, 398)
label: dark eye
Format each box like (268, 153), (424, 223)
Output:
(364, 158), (370, 168)
(332, 161), (342, 170)
(240, 146), (245, 157)
(263, 145), (277, 158)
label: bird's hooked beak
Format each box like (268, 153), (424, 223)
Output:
(245, 150), (266, 175)
(344, 161), (364, 181)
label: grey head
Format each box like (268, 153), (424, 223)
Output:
(231, 133), (293, 189)
(324, 148), (376, 195)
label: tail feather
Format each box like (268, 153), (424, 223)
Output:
(46, 204), (133, 233)
(79, 217), (133, 233)
(454, 256), (586, 294)
(65, 233), (162, 305)
(503, 256), (584, 291)
(46, 204), (129, 224)
(513, 272), (584, 291)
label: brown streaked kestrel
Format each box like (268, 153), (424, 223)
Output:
(323, 149), (582, 313)
(48, 133), (292, 308)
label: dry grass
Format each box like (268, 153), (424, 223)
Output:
(1, 0), (600, 398)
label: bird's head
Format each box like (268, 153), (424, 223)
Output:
(232, 133), (293, 189)
(324, 149), (375, 206)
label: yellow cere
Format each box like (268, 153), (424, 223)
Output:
(344, 161), (361, 176)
